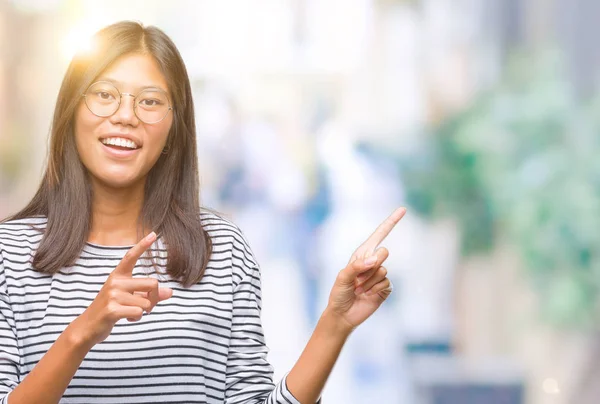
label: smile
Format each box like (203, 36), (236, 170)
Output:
(100, 139), (141, 158)
(100, 137), (140, 150)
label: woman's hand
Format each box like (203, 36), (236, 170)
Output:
(326, 207), (406, 332)
(69, 232), (173, 347)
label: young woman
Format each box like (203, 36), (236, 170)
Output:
(0, 21), (405, 404)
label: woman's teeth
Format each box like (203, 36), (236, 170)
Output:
(101, 137), (139, 149)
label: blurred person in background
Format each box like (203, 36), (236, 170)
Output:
(0, 21), (404, 404)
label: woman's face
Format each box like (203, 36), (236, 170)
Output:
(74, 53), (173, 190)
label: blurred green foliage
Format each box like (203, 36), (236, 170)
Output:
(401, 51), (600, 328)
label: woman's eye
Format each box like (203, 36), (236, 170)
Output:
(97, 92), (113, 100)
(140, 99), (162, 106)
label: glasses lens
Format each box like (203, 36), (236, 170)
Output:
(85, 82), (120, 117)
(135, 90), (170, 123)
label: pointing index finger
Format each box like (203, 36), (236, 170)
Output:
(360, 207), (406, 253)
(113, 232), (157, 277)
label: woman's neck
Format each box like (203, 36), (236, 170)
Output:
(87, 179), (147, 246)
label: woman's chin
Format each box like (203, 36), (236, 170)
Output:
(92, 172), (145, 190)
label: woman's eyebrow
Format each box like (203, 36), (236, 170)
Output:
(95, 77), (168, 92)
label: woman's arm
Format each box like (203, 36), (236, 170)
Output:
(225, 207), (404, 404)
(285, 308), (352, 403)
(4, 233), (172, 404)
(6, 326), (92, 404)
(286, 208), (405, 403)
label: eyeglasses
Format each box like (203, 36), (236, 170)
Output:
(82, 81), (173, 124)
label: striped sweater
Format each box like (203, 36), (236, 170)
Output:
(0, 212), (302, 403)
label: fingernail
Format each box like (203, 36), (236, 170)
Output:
(365, 256), (377, 267)
(355, 287), (364, 296)
(145, 232), (156, 242)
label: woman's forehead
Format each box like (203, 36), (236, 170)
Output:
(96, 53), (169, 93)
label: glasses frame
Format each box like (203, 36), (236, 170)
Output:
(81, 81), (174, 124)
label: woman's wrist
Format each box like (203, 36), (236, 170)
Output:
(320, 306), (355, 339)
(64, 318), (95, 353)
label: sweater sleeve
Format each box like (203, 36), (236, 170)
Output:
(0, 250), (19, 403)
(224, 231), (314, 404)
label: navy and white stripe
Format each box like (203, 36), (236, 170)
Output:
(0, 212), (301, 403)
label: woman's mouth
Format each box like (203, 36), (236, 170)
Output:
(99, 137), (142, 158)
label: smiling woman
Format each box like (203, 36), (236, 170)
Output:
(0, 21), (403, 404)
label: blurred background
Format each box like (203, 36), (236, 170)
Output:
(1, 0), (599, 403)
